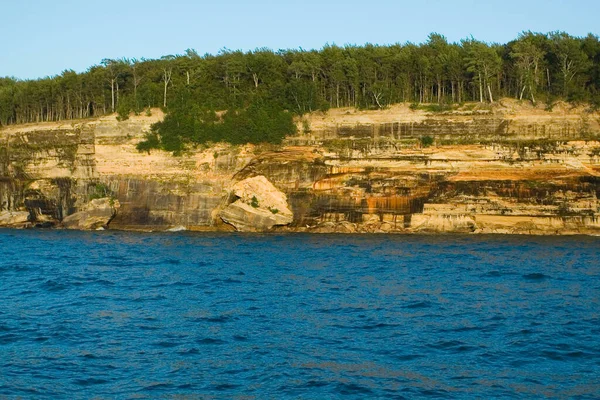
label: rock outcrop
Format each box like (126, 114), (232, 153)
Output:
(62, 198), (119, 230)
(411, 205), (477, 233)
(1, 100), (600, 234)
(220, 176), (293, 231)
(0, 211), (30, 228)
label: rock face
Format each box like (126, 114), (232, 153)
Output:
(62, 198), (119, 230)
(1, 101), (600, 234)
(0, 211), (30, 227)
(220, 176), (293, 232)
(411, 205), (477, 233)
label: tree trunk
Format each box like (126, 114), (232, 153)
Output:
(478, 73), (483, 103)
(111, 79), (115, 112)
(373, 92), (383, 109)
(163, 68), (172, 108)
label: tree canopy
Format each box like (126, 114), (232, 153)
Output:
(1, 31), (599, 150)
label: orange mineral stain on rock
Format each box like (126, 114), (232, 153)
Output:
(1, 100), (600, 234)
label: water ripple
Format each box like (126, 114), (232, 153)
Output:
(0, 231), (599, 398)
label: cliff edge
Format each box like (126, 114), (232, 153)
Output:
(1, 100), (600, 234)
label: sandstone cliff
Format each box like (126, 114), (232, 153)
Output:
(1, 100), (599, 234)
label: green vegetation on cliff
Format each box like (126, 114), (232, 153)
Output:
(137, 97), (296, 153)
(1, 31), (599, 148)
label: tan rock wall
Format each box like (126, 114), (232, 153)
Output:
(1, 101), (599, 233)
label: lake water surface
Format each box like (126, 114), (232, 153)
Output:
(1, 230), (599, 398)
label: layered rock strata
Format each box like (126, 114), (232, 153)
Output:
(1, 100), (599, 234)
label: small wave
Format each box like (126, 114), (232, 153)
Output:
(171, 281), (194, 287)
(207, 315), (235, 323)
(403, 301), (432, 309)
(522, 273), (551, 280)
(193, 315), (235, 323)
(523, 377), (543, 385)
(154, 341), (181, 348)
(224, 368), (250, 375)
(73, 377), (109, 386)
(564, 351), (590, 359)
(419, 389), (451, 397)
(178, 348), (200, 355)
(40, 280), (68, 292)
(209, 278), (242, 284)
(541, 350), (566, 361)
(357, 322), (399, 330)
(428, 340), (470, 351)
(303, 380), (329, 388)
(132, 295), (167, 302)
(541, 349), (591, 361)
(143, 382), (174, 391)
(455, 345), (478, 352)
(178, 383), (194, 389)
(393, 354), (424, 361)
(520, 328), (536, 334)
(94, 279), (115, 286)
(482, 270), (502, 277)
(316, 307), (342, 314)
(212, 383), (241, 391)
(0, 334), (19, 344)
(9, 264), (33, 272)
(138, 325), (160, 331)
(336, 382), (374, 395)
(196, 338), (227, 345)
(442, 325), (482, 333)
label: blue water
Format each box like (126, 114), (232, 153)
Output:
(1, 231), (599, 399)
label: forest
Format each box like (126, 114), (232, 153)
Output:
(1, 32), (599, 150)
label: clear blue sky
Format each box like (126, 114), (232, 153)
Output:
(1, 0), (598, 80)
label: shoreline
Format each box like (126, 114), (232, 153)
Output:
(2, 225), (600, 237)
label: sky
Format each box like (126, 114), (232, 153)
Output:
(1, 0), (599, 80)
